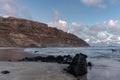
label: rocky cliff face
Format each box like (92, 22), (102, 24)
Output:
(0, 16), (89, 47)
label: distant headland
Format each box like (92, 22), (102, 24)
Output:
(0, 16), (89, 47)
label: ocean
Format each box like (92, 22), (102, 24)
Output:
(24, 46), (120, 80)
(24, 46), (120, 61)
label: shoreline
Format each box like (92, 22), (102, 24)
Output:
(0, 48), (87, 80)
(1, 48), (120, 80)
(0, 62), (76, 80)
(0, 48), (76, 80)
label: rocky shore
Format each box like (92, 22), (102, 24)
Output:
(0, 48), (89, 80)
(18, 53), (88, 77)
(1, 48), (120, 80)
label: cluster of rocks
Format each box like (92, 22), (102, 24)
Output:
(19, 53), (91, 77)
(18, 55), (73, 64)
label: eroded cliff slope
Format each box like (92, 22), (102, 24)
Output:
(0, 16), (89, 47)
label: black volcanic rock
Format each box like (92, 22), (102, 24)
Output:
(0, 16), (89, 47)
(66, 53), (87, 76)
(1, 70), (10, 74)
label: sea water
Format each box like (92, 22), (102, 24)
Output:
(24, 46), (120, 80)
(24, 46), (120, 61)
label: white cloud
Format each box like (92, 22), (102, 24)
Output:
(108, 19), (118, 27)
(58, 20), (67, 27)
(2, 3), (17, 16)
(85, 39), (90, 43)
(80, 0), (118, 8)
(72, 22), (80, 27)
(80, 0), (106, 8)
(109, 0), (117, 4)
(57, 20), (68, 31)
(48, 20), (68, 32)
(81, 0), (103, 5)
(48, 10), (68, 32)
(70, 19), (120, 44)
(0, 0), (32, 19)
(49, 10), (120, 45)
(107, 19), (120, 35)
(97, 32), (109, 40)
(71, 22), (88, 32)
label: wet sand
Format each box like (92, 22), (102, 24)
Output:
(0, 62), (76, 80)
(1, 48), (120, 80)
(0, 48), (38, 61)
(0, 48), (76, 80)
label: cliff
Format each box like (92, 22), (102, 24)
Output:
(0, 16), (89, 47)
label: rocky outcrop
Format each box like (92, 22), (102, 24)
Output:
(66, 53), (87, 76)
(0, 16), (89, 47)
(18, 55), (73, 64)
(19, 53), (88, 77)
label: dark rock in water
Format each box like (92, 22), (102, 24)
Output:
(56, 55), (64, 63)
(8, 60), (11, 61)
(34, 51), (39, 53)
(112, 49), (116, 52)
(1, 70), (10, 74)
(88, 62), (93, 67)
(45, 55), (56, 62)
(67, 53), (87, 77)
(18, 55), (73, 64)
(63, 55), (73, 64)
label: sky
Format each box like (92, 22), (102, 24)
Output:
(0, 0), (120, 45)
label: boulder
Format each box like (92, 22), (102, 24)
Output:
(1, 70), (10, 74)
(45, 55), (56, 62)
(67, 53), (87, 77)
(88, 62), (93, 67)
(56, 55), (64, 63)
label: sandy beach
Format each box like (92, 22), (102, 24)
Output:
(0, 62), (76, 80)
(0, 48), (76, 80)
(1, 48), (120, 80)
(0, 48), (39, 61)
